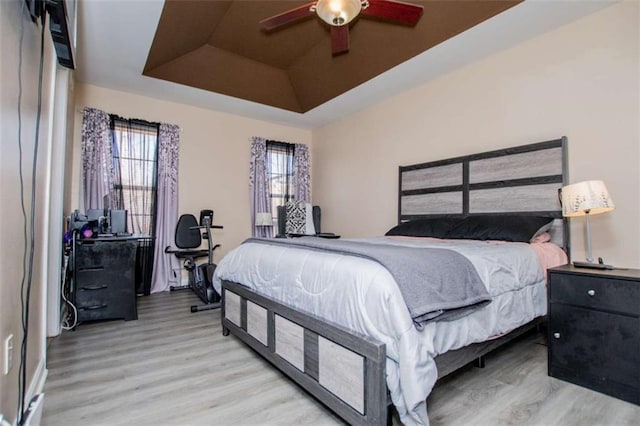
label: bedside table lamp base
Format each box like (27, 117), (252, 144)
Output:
(572, 212), (615, 269)
(573, 260), (614, 270)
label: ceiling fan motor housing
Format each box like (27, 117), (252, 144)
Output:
(315, 0), (363, 26)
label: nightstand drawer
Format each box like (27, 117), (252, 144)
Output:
(549, 273), (639, 315)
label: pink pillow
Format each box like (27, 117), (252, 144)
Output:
(530, 232), (551, 244)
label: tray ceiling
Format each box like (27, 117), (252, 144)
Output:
(143, 1), (521, 113)
(76, 0), (617, 128)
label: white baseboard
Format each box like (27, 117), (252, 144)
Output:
(26, 358), (47, 408)
(22, 394), (44, 426)
(0, 360), (47, 426)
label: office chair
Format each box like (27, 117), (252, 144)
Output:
(166, 210), (223, 312)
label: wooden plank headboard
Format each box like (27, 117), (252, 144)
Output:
(398, 137), (569, 251)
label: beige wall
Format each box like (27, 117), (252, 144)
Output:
(1, 0), (65, 420)
(71, 84), (312, 261)
(312, 2), (640, 268)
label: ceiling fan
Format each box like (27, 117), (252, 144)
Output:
(259, 0), (424, 55)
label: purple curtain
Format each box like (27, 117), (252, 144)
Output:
(249, 137), (273, 238)
(294, 143), (311, 202)
(150, 123), (180, 293)
(81, 107), (114, 210)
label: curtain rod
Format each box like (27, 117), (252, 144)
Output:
(267, 140), (295, 148)
(110, 113), (160, 128)
(75, 107), (182, 132)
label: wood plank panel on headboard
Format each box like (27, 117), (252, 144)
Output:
(398, 137), (569, 251)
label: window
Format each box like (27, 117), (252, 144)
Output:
(266, 141), (295, 224)
(110, 118), (159, 236)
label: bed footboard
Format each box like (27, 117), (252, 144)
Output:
(221, 280), (387, 425)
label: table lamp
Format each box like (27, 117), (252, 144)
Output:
(560, 180), (614, 268)
(255, 212), (273, 227)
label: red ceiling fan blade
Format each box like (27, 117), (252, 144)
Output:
(259, 2), (317, 31)
(331, 25), (350, 55)
(361, 0), (424, 26)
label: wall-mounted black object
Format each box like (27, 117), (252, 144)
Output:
(24, 0), (44, 22)
(46, 0), (75, 69)
(23, 0), (75, 69)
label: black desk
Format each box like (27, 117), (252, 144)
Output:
(72, 236), (139, 323)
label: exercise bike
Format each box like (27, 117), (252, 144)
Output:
(166, 209), (223, 313)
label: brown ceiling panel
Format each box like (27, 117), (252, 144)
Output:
(144, 0), (234, 72)
(208, 1), (328, 69)
(144, 0), (522, 114)
(288, 21), (424, 111)
(145, 45), (302, 112)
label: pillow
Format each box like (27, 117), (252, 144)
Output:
(446, 215), (554, 243)
(385, 218), (460, 238)
(285, 201), (316, 235)
(530, 232), (551, 244)
(529, 219), (554, 242)
(385, 215), (554, 243)
(304, 202), (316, 235)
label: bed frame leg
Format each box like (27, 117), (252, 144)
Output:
(387, 405), (394, 426)
(474, 355), (485, 369)
(222, 325), (230, 336)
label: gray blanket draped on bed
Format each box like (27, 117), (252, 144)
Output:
(246, 237), (491, 326)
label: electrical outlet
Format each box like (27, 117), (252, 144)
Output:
(3, 334), (13, 375)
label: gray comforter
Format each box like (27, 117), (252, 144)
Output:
(246, 237), (491, 326)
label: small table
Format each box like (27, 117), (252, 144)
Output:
(547, 265), (639, 405)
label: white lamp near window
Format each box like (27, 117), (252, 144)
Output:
(560, 180), (614, 268)
(255, 212), (273, 227)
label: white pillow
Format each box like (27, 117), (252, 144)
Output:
(304, 203), (316, 235)
(285, 201), (315, 235)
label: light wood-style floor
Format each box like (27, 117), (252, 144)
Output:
(43, 291), (639, 425)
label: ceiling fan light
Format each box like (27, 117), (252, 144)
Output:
(316, 0), (362, 26)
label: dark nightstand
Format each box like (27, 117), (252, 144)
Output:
(547, 265), (640, 405)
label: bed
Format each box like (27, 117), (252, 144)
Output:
(212, 137), (569, 425)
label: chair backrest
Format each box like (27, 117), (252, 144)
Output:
(175, 214), (201, 249)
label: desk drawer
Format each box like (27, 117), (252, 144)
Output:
(76, 240), (137, 269)
(75, 283), (136, 321)
(549, 273), (639, 315)
(75, 284), (112, 307)
(75, 269), (133, 292)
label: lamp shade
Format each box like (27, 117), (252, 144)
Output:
(316, 0), (362, 26)
(255, 212), (273, 226)
(561, 180), (614, 217)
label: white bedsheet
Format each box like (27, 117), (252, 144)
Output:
(212, 237), (555, 425)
